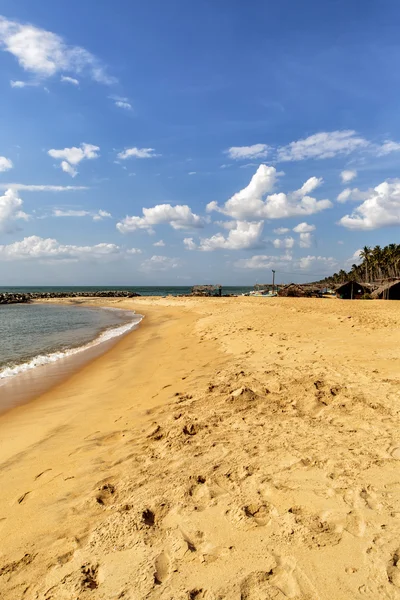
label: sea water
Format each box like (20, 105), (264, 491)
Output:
(0, 303), (142, 382)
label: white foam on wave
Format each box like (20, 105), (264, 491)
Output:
(0, 310), (144, 383)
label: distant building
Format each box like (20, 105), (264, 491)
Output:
(335, 281), (370, 299)
(371, 280), (400, 300)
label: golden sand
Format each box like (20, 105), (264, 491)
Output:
(0, 296), (399, 599)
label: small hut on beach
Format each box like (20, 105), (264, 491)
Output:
(371, 280), (400, 300)
(335, 281), (370, 299)
(191, 285), (222, 297)
(278, 283), (307, 297)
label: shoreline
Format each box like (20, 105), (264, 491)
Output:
(0, 301), (144, 413)
(0, 296), (399, 600)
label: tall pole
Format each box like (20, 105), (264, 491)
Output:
(272, 269), (276, 294)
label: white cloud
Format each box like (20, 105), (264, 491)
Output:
(235, 252), (337, 273)
(188, 171), (196, 175)
(234, 252), (293, 270)
(0, 188), (29, 232)
(273, 236), (295, 249)
(339, 180), (400, 229)
(183, 238), (197, 251)
(111, 96), (132, 110)
(117, 204), (205, 233)
(273, 227), (290, 234)
(293, 222), (315, 233)
(10, 79), (31, 88)
(297, 255), (337, 270)
(337, 187), (370, 203)
(0, 16), (114, 84)
(61, 160), (77, 177)
(207, 165), (332, 220)
(277, 131), (369, 161)
(153, 240), (165, 247)
(187, 221), (265, 252)
(376, 140), (400, 156)
(52, 208), (111, 221)
(299, 232), (313, 248)
(225, 144), (270, 160)
(140, 255), (180, 271)
(48, 143), (100, 177)
(61, 75), (79, 85)
(126, 247), (142, 254)
(340, 169), (357, 183)
(117, 147), (159, 160)
(0, 156), (13, 172)
(291, 176), (323, 199)
(0, 183), (88, 191)
(0, 235), (126, 261)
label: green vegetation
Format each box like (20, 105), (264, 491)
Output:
(322, 244), (400, 285)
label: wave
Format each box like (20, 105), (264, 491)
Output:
(0, 310), (143, 383)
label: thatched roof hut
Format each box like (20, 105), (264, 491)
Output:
(371, 280), (400, 300)
(278, 283), (307, 297)
(191, 285), (222, 297)
(335, 281), (370, 299)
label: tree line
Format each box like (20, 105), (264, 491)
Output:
(322, 244), (400, 285)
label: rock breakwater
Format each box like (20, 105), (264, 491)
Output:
(0, 291), (141, 305)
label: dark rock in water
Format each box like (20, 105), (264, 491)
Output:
(0, 290), (141, 305)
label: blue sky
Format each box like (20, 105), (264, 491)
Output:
(0, 0), (399, 285)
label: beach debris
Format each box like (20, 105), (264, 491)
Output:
(142, 509), (155, 526)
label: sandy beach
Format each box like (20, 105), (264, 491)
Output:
(0, 296), (399, 600)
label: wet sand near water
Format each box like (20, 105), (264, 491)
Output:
(0, 296), (399, 600)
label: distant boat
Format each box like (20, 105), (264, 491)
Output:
(244, 289), (278, 297)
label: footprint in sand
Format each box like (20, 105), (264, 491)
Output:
(154, 551), (171, 585)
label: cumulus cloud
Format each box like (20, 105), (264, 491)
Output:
(340, 169), (357, 183)
(0, 235), (128, 261)
(0, 188), (29, 232)
(140, 255), (180, 272)
(0, 183), (88, 191)
(52, 208), (111, 221)
(277, 131), (369, 161)
(273, 227), (290, 234)
(183, 238), (197, 251)
(292, 222), (315, 233)
(117, 147), (159, 160)
(234, 252), (293, 270)
(273, 237), (295, 249)
(235, 252), (337, 273)
(48, 143), (100, 177)
(337, 187), (370, 203)
(61, 75), (79, 85)
(207, 165), (332, 220)
(299, 233), (313, 248)
(117, 204), (205, 233)
(298, 255), (338, 270)
(225, 144), (270, 160)
(0, 15), (114, 84)
(338, 180), (400, 229)
(0, 156), (13, 172)
(153, 240), (165, 247)
(185, 221), (265, 251)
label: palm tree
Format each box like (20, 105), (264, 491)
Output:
(359, 246), (371, 282)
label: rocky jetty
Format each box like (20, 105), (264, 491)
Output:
(0, 290), (141, 305)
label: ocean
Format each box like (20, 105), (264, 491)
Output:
(0, 286), (251, 399)
(0, 285), (252, 296)
(0, 303), (142, 384)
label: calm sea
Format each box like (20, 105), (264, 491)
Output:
(0, 285), (252, 296)
(0, 303), (142, 383)
(0, 286), (251, 390)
